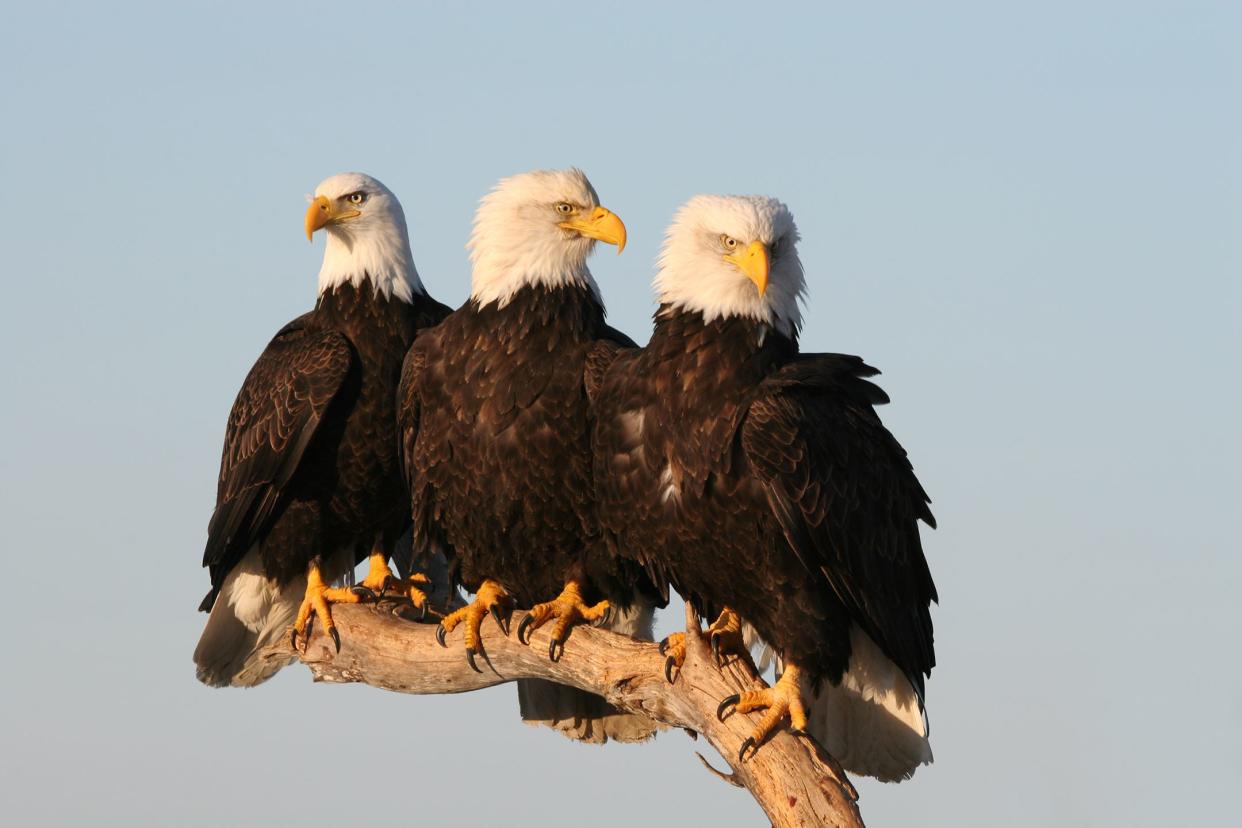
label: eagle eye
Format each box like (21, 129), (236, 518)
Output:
(721, 234), (739, 250)
(555, 202), (574, 215)
(346, 192), (367, 206)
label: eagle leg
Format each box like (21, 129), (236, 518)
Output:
(436, 579), (513, 672)
(716, 664), (808, 762)
(515, 580), (609, 662)
(291, 563), (368, 652)
(659, 606), (745, 683)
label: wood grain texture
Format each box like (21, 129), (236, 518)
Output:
(263, 602), (864, 827)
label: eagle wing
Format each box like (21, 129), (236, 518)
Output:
(200, 317), (354, 607)
(741, 353), (937, 698)
(590, 342), (680, 604)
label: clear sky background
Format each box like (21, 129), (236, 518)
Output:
(1, 2), (1238, 825)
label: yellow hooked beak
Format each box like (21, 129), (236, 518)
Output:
(304, 196), (361, 241)
(725, 240), (770, 296)
(559, 205), (627, 254)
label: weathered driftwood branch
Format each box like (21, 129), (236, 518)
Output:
(263, 601), (863, 827)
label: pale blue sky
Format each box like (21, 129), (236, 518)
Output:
(1, 2), (1238, 825)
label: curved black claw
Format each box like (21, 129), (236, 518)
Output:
(490, 604), (511, 637)
(516, 614), (535, 645)
(418, 601), (428, 622)
(290, 628), (299, 649)
(658, 637), (670, 656)
(435, 623), (448, 648)
(717, 694), (740, 722)
(351, 585), (379, 602)
(664, 655), (679, 684)
(549, 637), (565, 663)
(592, 606), (612, 628)
(710, 631), (723, 663)
(328, 627), (341, 653)
(465, 647), (481, 673)
(738, 736), (757, 763)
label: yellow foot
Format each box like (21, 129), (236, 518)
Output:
(706, 607), (746, 664)
(352, 552), (432, 619)
(435, 579), (513, 672)
(516, 580), (611, 662)
(659, 606), (746, 683)
(716, 664), (809, 762)
(659, 632), (687, 683)
(291, 564), (366, 652)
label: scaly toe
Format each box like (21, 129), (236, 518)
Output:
(519, 581), (607, 662)
(718, 665), (808, 760)
(659, 633), (687, 684)
(705, 607), (746, 665)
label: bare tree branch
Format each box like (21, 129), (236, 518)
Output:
(263, 601), (864, 827)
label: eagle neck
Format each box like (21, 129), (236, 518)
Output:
(650, 304), (797, 386)
(468, 282), (605, 342)
(314, 282), (418, 356)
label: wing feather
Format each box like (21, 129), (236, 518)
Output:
(200, 318), (353, 606)
(742, 354), (937, 698)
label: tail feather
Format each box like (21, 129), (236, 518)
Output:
(750, 624), (932, 782)
(805, 625), (933, 782)
(517, 599), (663, 744)
(192, 549), (303, 688)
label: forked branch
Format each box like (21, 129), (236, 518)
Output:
(263, 602), (863, 827)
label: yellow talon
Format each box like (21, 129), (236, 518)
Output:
(436, 579), (512, 671)
(717, 664), (809, 761)
(706, 607), (746, 664)
(292, 564), (364, 651)
(515, 580), (610, 661)
(353, 551), (431, 613)
(659, 632), (687, 682)
(660, 606), (744, 682)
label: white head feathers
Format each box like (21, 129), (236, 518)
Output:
(654, 195), (804, 337)
(468, 168), (611, 308)
(311, 172), (423, 303)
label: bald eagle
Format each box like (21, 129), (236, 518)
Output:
(398, 168), (660, 742)
(592, 195), (937, 779)
(193, 173), (450, 687)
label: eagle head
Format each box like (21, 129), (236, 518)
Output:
(307, 172), (422, 303)
(468, 168), (626, 308)
(654, 195), (804, 337)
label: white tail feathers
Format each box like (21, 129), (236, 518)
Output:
(804, 626), (932, 782)
(517, 598), (664, 744)
(193, 549), (304, 688)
